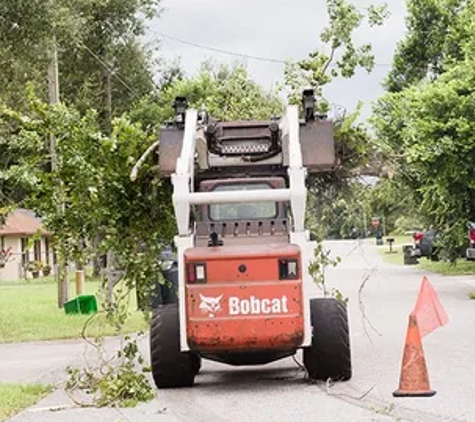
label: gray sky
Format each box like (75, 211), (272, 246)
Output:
(146, 0), (407, 119)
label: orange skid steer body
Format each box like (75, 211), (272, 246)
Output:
(184, 244), (304, 351)
(146, 92), (352, 389)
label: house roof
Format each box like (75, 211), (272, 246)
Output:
(0, 209), (49, 236)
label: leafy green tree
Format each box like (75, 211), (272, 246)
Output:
(0, 0), (163, 268)
(308, 180), (371, 240)
(58, 0), (162, 131)
(367, 178), (424, 234)
(372, 0), (475, 258)
(384, 0), (470, 92)
(0, 0), (57, 108)
(154, 62), (284, 122)
(123, 61), (285, 161)
(0, 94), (174, 303)
(374, 57), (475, 258)
(0, 0), (161, 122)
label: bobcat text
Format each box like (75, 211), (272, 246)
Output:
(228, 295), (289, 315)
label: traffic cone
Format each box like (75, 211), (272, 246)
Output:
(393, 312), (436, 397)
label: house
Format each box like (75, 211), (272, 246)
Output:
(0, 209), (56, 281)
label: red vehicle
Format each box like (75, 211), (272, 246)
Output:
(466, 222), (475, 260)
(142, 91), (351, 389)
(413, 230), (424, 244)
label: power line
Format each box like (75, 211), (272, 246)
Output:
(155, 31), (394, 68)
(74, 39), (140, 98)
(156, 32), (288, 64)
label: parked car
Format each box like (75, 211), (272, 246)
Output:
(412, 227), (440, 261)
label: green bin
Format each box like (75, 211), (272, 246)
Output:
(64, 295), (98, 315)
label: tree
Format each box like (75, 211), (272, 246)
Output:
(154, 62), (284, 122)
(123, 61), (285, 167)
(0, 0), (162, 124)
(384, 0), (470, 92)
(0, 94), (175, 300)
(58, 0), (162, 131)
(374, 57), (475, 258)
(373, 0), (475, 258)
(308, 180), (370, 239)
(0, 0), (164, 294)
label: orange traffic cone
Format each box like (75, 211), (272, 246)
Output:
(393, 312), (436, 397)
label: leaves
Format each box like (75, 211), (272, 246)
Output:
(308, 242), (346, 303)
(283, 0), (388, 107)
(384, 0), (469, 92)
(374, 48), (475, 257)
(66, 334), (154, 407)
(155, 62), (285, 123)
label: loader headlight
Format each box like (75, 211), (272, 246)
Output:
(173, 96), (188, 125)
(302, 88), (316, 122)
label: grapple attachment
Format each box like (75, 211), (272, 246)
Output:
(158, 93), (336, 177)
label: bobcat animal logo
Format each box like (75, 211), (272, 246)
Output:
(199, 294), (223, 318)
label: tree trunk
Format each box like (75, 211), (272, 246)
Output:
(57, 250), (69, 308)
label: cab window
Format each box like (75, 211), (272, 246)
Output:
(209, 182), (278, 221)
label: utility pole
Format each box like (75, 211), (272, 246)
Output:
(48, 37), (69, 308)
(48, 37), (60, 105)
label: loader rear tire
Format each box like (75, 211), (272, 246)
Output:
(150, 304), (199, 388)
(303, 298), (352, 381)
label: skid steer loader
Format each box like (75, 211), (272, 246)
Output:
(149, 90), (351, 388)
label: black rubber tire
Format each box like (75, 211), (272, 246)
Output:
(150, 304), (198, 388)
(303, 298), (352, 381)
(193, 355), (202, 374)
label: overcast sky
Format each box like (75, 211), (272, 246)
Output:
(146, 0), (407, 119)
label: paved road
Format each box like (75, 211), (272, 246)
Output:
(5, 240), (475, 422)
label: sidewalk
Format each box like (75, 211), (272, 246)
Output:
(0, 336), (132, 386)
(0, 339), (87, 385)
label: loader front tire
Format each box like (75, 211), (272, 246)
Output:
(303, 298), (352, 381)
(150, 304), (199, 388)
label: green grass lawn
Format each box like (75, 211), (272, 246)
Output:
(418, 259), (475, 276)
(377, 235), (413, 246)
(0, 279), (148, 343)
(0, 383), (52, 421)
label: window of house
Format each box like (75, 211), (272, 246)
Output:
(34, 240), (41, 262)
(21, 237), (30, 266)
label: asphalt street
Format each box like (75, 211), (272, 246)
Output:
(4, 239), (475, 422)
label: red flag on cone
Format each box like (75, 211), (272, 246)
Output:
(413, 276), (449, 337)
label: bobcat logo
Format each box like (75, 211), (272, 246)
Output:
(199, 294), (223, 318)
